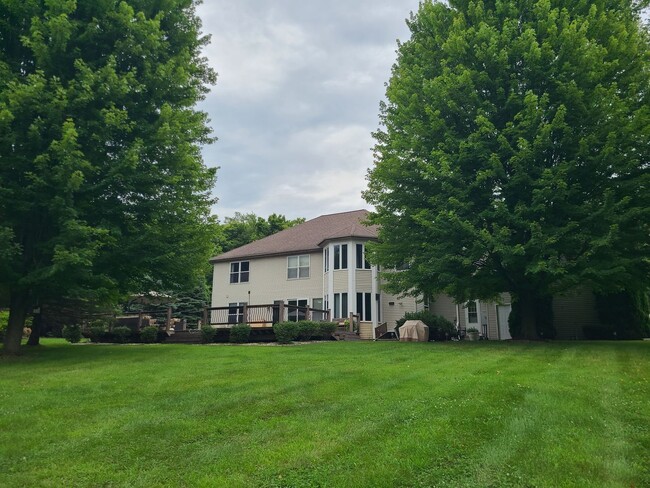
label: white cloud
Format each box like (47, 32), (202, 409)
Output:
(196, 0), (420, 219)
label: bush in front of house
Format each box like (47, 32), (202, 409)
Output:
(273, 321), (299, 343)
(229, 323), (251, 343)
(140, 326), (159, 343)
(113, 326), (132, 344)
(62, 325), (82, 343)
(396, 311), (456, 341)
(296, 320), (317, 341)
(84, 319), (110, 343)
(315, 321), (338, 340)
(201, 326), (217, 343)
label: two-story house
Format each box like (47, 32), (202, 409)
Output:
(210, 209), (602, 339)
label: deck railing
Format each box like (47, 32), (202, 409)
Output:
(203, 303), (331, 328)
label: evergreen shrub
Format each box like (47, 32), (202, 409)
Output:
(273, 321), (299, 343)
(229, 323), (251, 343)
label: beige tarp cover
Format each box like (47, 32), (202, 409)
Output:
(399, 320), (429, 342)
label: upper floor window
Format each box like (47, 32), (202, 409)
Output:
(334, 244), (348, 270)
(356, 243), (371, 269)
(288, 255), (310, 279)
(230, 261), (249, 283)
(324, 247), (329, 272)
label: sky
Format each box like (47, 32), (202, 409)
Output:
(196, 1), (421, 221)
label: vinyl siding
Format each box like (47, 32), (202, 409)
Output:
(211, 252), (324, 308)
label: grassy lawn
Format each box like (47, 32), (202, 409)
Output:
(1, 340), (648, 487)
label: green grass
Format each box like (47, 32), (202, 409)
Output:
(1, 340), (648, 487)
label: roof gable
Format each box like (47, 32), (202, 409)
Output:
(210, 209), (377, 263)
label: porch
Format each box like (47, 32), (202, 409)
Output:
(203, 303), (331, 328)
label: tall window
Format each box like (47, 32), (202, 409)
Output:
(287, 255), (310, 279)
(466, 301), (478, 324)
(334, 292), (348, 319)
(356, 292), (373, 321)
(356, 244), (371, 269)
(287, 299), (308, 321)
(228, 302), (246, 324)
(230, 261), (249, 283)
(324, 247), (329, 272)
(334, 244), (348, 270)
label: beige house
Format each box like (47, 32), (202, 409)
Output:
(211, 209), (598, 339)
(210, 210), (421, 335)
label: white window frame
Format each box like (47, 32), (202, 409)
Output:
(356, 243), (371, 270)
(287, 298), (308, 321)
(229, 261), (249, 284)
(287, 255), (310, 280)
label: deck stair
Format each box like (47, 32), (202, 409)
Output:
(333, 330), (361, 341)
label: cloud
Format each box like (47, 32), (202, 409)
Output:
(196, 0), (420, 220)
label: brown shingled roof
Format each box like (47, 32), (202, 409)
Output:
(210, 209), (377, 263)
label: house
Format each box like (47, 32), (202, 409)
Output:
(210, 210), (423, 336)
(210, 209), (601, 340)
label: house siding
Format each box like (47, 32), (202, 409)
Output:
(211, 252), (324, 308)
(332, 270), (348, 292)
(355, 270), (373, 291)
(381, 293), (420, 331)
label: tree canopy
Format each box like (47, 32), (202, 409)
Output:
(364, 0), (650, 339)
(213, 213), (306, 254)
(0, 0), (217, 354)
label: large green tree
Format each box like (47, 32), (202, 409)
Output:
(214, 212), (305, 254)
(0, 0), (217, 354)
(364, 0), (650, 339)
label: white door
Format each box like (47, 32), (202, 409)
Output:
(497, 305), (512, 340)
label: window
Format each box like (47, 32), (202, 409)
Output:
(287, 299), (308, 321)
(333, 292), (348, 319)
(230, 261), (249, 283)
(466, 300), (478, 324)
(324, 247), (329, 272)
(356, 292), (373, 321)
(356, 244), (371, 269)
(228, 302), (246, 324)
(287, 255), (310, 279)
(334, 244), (348, 270)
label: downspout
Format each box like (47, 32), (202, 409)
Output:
(371, 264), (378, 338)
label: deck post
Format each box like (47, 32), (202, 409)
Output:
(166, 307), (172, 332)
(138, 312), (143, 331)
(242, 304), (248, 324)
(202, 307), (208, 330)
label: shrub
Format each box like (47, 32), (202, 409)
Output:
(201, 326), (217, 343)
(84, 319), (109, 343)
(86, 325), (108, 343)
(62, 325), (82, 344)
(0, 310), (9, 341)
(296, 321), (317, 341)
(509, 296), (556, 339)
(396, 311), (456, 341)
(229, 323), (251, 343)
(594, 289), (650, 339)
(273, 321), (299, 343)
(140, 326), (159, 343)
(113, 326), (132, 344)
(315, 322), (337, 340)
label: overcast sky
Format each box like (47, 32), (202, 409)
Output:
(196, 1), (421, 221)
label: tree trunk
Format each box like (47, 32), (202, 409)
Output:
(26, 311), (41, 346)
(519, 292), (538, 340)
(3, 290), (30, 355)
